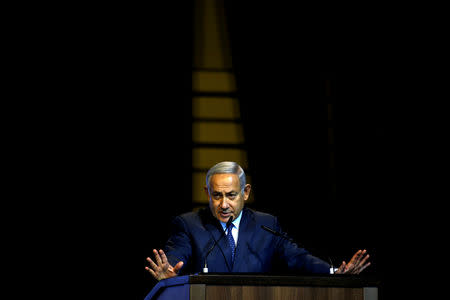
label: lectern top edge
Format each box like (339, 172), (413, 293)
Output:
(188, 273), (380, 288)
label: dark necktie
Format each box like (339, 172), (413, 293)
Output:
(226, 224), (235, 263)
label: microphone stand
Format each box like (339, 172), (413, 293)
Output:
(203, 216), (234, 273)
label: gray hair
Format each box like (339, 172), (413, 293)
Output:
(205, 161), (246, 193)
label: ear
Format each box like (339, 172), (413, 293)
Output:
(243, 184), (251, 201)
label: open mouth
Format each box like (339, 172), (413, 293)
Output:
(219, 211), (231, 218)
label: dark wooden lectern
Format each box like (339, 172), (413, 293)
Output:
(145, 274), (380, 300)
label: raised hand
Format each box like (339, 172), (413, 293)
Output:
(336, 249), (371, 274)
(145, 249), (184, 281)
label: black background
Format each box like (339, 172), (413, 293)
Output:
(19, 2), (425, 299)
(137, 2), (405, 300)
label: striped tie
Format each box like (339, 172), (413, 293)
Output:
(226, 224), (235, 263)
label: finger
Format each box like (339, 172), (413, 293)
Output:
(154, 249), (163, 266)
(346, 252), (357, 267)
(356, 262), (371, 274)
(352, 253), (369, 273)
(146, 257), (158, 270)
(350, 249), (363, 264)
(358, 254), (370, 267)
(344, 260), (352, 272)
(336, 261), (346, 274)
(147, 267), (158, 279)
(173, 261), (184, 273)
(348, 250), (364, 268)
(356, 249), (367, 263)
(159, 249), (168, 265)
(145, 267), (156, 275)
(354, 254), (370, 271)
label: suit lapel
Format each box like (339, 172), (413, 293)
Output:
(203, 212), (233, 272)
(232, 208), (256, 271)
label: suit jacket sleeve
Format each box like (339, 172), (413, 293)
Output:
(163, 216), (192, 270)
(273, 217), (330, 274)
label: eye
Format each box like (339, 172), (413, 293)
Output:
(227, 193), (238, 199)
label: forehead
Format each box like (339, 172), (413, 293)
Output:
(209, 174), (240, 190)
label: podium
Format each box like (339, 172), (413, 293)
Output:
(145, 274), (380, 300)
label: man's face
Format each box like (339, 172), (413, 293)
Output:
(205, 174), (251, 223)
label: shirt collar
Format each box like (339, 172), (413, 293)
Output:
(220, 210), (243, 231)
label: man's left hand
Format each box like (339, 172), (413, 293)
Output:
(335, 249), (371, 274)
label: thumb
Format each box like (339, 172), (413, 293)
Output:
(173, 261), (184, 273)
(337, 261), (346, 274)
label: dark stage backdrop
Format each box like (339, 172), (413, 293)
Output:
(140, 78), (394, 300)
(16, 3), (416, 300)
(139, 3), (398, 300)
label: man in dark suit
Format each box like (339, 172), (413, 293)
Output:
(145, 161), (370, 280)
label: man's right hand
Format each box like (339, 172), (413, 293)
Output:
(145, 249), (184, 281)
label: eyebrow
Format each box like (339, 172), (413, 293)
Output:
(212, 191), (238, 195)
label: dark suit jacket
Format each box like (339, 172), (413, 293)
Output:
(164, 207), (330, 275)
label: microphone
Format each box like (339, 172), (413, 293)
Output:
(203, 216), (234, 273)
(260, 225), (294, 242)
(262, 225), (337, 273)
(328, 256), (338, 274)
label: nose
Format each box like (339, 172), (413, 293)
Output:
(219, 198), (229, 209)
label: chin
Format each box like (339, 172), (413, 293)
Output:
(217, 214), (232, 223)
